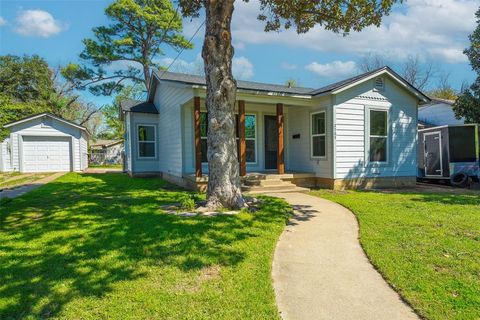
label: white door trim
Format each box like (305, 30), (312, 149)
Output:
(424, 131), (443, 177)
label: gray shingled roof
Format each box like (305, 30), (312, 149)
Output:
(124, 66), (429, 113)
(152, 66), (429, 102)
(152, 69), (314, 95)
(120, 99), (158, 114)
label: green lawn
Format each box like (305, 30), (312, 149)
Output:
(88, 164), (123, 169)
(0, 173), (290, 319)
(0, 173), (55, 189)
(311, 189), (480, 320)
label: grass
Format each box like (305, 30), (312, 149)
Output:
(0, 173), (54, 189)
(0, 172), (21, 183)
(0, 173), (291, 319)
(88, 164), (122, 169)
(311, 189), (480, 320)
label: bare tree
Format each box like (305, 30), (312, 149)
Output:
(358, 52), (388, 72)
(401, 55), (435, 91)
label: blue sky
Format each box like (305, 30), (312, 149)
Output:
(0, 0), (478, 108)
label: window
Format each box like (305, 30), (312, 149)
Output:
(449, 126), (477, 162)
(138, 125), (156, 158)
(200, 112), (256, 163)
(369, 110), (388, 162)
(311, 112), (326, 158)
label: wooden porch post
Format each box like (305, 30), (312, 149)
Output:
(238, 100), (246, 176)
(194, 96), (202, 178)
(277, 103), (285, 174)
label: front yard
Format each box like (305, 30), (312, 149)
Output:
(0, 172), (55, 189)
(0, 173), (290, 319)
(312, 188), (480, 320)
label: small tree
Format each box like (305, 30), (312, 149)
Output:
(454, 7), (480, 123)
(427, 73), (458, 101)
(178, 0), (401, 209)
(101, 84), (145, 139)
(62, 0), (192, 96)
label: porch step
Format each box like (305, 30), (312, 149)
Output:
(241, 178), (310, 194)
(243, 185), (310, 194)
(243, 179), (297, 187)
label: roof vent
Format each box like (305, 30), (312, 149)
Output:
(374, 77), (385, 91)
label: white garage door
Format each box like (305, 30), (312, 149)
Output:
(22, 136), (72, 172)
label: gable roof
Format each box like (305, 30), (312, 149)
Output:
(428, 97), (455, 105)
(120, 99), (158, 114)
(4, 112), (89, 134)
(149, 66), (429, 104)
(309, 66), (430, 102)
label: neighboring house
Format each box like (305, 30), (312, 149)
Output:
(121, 66), (430, 190)
(0, 113), (89, 173)
(418, 98), (464, 128)
(90, 140), (124, 165)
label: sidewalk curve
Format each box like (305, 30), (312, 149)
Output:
(269, 192), (418, 320)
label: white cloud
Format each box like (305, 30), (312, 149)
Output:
(281, 62), (297, 70)
(0, 17), (7, 26)
(305, 61), (357, 78)
(15, 9), (65, 37)
(231, 0), (477, 64)
(157, 54), (254, 79)
(159, 53), (204, 75)
(232, 56), (254, 79)
(234, 41), (246, 50)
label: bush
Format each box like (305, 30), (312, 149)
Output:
(180, 196), (196, 211)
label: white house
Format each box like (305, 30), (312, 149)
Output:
(121, 67), (430, 190)
(0, 113), (89, 173)
(90, 140), (124, 165)
(418, 98), (464, 128)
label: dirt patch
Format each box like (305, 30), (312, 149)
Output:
(175, 265), (221, 293)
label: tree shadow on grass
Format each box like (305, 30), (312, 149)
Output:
(0, 173), (287, 318)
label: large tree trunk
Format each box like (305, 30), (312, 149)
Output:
(202, 0), (245, 209)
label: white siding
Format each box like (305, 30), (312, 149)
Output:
(125, 113), (132, 172)
(287, 95), (334, 178)
(0, 138), (12, 172)
(334, 77), (418, 179)
(156, 83), (193, 176)
(80, 132), (88, 170)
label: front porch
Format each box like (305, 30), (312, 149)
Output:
(192, 97), (288, 177)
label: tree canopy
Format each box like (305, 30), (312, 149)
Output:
(0, 55), (102, 140)
(62, 0), (192, 96)
(453, 7), (480, 123)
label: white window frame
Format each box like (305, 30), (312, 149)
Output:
(310, 111), (327, 159)
(366, 107), (389, 165)
(199, 112), (257, 164)
(137, 124), (156, 159)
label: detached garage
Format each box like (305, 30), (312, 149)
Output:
(0, 113), (89, 173)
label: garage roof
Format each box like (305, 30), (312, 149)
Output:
(4, 113), (89, 134)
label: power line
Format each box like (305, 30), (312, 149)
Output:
(157, 20), (205, 79)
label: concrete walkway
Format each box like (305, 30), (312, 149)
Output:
(269, 192), (418, 320)
(0, 172), (66, 199)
